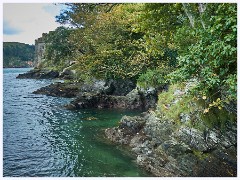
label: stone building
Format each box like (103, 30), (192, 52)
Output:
(34, 33), (47, 67)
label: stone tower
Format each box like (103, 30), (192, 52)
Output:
(34, 33), (47, 67)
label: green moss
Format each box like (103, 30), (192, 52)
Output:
(156, 83), (195, 123)
(156, 83), (236, 130)
(193, 149), (209, 160)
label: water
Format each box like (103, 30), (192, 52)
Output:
(3, 68), (149, 177)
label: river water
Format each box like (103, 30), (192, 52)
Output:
(3, 68), (149, 177)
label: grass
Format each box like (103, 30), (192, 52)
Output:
(193, 149), (209, 160)
(156, 82), (237, 130)
(156, 83), (195, 123)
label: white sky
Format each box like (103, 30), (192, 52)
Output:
(3, 3), (65, 45)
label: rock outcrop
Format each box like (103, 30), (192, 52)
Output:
(105, 80), (237, 177)
(16, 69), (59, 79)
(32, 78), (159, 111)
(33, 82), (80, 98)
(105, 112), (237, 177)
(66, 87), (158, 110)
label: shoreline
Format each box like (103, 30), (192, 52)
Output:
(15, 69), (237, 177)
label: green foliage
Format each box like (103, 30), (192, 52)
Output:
(137, 48), (178, 88)
(3, 42), (35, 68)
(42, 26), (75, 70)
(137, 68), (168, 88)
(156, 82), (236, 130)
(170, 3), (237, 110)
(193, 149), (209, 160)
(66, 4), (148, 80)
(201, 103), (236, 130)
(56, 3), (117, 28)
(43, 3), (236, 128)
(56, 3), (179, 82)
(156, 83), (193, 122)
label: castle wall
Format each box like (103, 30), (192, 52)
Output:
(34, 33), (48, 67)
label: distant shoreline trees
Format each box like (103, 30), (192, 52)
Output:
(3, 42), (35, 68)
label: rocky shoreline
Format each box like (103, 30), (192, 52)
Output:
(16, 68), (59, 79)
(31, 73), (159, 111)
(105, 112), (237, 177)
(17, 69), (237, 177)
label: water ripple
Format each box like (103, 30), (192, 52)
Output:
(3, 68), (149, 177)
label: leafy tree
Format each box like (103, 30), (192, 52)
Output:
(58, 4), (148, 81)
(42, 26), (75, 70)
(56, 3), (118, 28)
(83, 4), (146, 80)
(133, 3), (182, 87)
(53, 3), (236, 114)
(170, 3), (237, 112)
(3, 42), (35, 68)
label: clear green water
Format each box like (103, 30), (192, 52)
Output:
(3, 68), (150, 177)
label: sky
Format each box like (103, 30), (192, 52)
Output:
(3, 3), (66, 45)
(2, 0), (237, 45)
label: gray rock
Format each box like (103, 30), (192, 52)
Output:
(104, 79), (136, 96)
(136, 154), (148, 165)
(180, 113), (190, 123)
(33, 82), (80, 98)
(103, 79), (237, 177)
(175, 127), (212, 152)
(17, 69), (59, 79)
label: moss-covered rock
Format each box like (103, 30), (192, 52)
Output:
(104, 82), (237, 177)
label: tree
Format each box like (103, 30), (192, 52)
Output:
(170, 3), (237, 112)
(53, 3), (237, 114)
(57, 4), (148, 81)
(3, 42), (35, 68)
(42, 26), (75, 70)
(134, 3), (183, 88)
